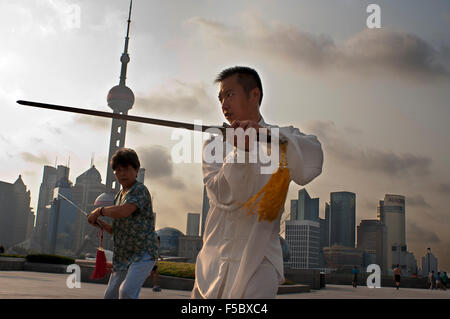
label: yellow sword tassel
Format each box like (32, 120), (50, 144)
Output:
(241, 143), (290, 222)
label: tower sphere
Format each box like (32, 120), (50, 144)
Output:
(107, 85), (135, 112)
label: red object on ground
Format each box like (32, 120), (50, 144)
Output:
(90, 228), (108, 279)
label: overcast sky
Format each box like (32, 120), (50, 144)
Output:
(1, 0), (449, 270)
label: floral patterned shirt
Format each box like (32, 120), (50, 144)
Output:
(112, 181), (158, 271)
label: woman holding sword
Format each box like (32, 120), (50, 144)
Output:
(87, 148), (159, 299)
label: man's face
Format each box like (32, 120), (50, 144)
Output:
(218, 74), (258, 124)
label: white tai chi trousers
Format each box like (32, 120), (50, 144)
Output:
(191, 257), (279, 299)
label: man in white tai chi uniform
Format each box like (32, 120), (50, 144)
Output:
(191, 66), (324, 299)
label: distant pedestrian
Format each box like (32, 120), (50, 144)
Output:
(429, 271), (435, 289)
(393, 264), (402, 290)
(436, 272), (441, 290)
(442, 272), (448, 291)
(0, 245), (4, 254)
(352, 266), (359, 288)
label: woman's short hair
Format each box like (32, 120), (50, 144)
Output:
(111, 148), (140, 171)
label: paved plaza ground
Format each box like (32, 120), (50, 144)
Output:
(1, 271), (449, 299)
(0, 271), (189, 299)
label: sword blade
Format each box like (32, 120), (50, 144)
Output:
(58, 193), (103, 228)
(16, 100), (223, 133)
(16, 100), (282, 143)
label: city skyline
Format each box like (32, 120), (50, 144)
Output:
(284, 187), (434, 275)
(1, 163), (443, 273)
(0, 1), (449, 270)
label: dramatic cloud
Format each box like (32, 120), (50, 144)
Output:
(436, 183), (450, 195)
(443, 12), (450, 26)
(340, 28), (449, 80)
(73, 113), (147, 135)
(156, 176), (186, 190)
(138, 145), (186, 190)
(407, 221), (441, 244)
(20, 152), (51, 165)
(139, 145), (173, 179)
(0, 135), (10, 145)
(176, 184), (204, 212)
(39, 121), (64, 135)
(188, 15), (450, 81)
(305, 120), (433, 177)
(360, 197), (379, 212)
(74, 114), (110, 131)
(134, 80), (216, 119)
(23, 170), (38, 177)
(420, 210), (444, 225)
(2, 1), (82, 36)
(406, 195), (432, 208)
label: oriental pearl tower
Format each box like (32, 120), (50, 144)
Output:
(106, 0), (135, 195)
(81, 1), (139, 253)
(94, 0), (135, 213)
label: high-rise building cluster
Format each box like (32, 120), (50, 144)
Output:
(282, 189), (437, 277)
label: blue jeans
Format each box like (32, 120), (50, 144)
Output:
(104, 252), (155, 299)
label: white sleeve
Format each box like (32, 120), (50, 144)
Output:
(202, 137), (256, 207)
(279, 126), (324, 186)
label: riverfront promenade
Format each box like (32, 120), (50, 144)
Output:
(1, 271), (449, 299)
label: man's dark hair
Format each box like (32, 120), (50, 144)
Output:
(111, 148), (140, 171)
(214, 66), (263, 105)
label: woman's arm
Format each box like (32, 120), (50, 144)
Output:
(102, 204), (137, 219)
(88, 204), (138, 226)
(96, 219), (113, 234)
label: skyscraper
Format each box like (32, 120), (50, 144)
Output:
(329, 191), (356, 248)
(322, 202), (330, 247)
(287, 188), (321, 268)
(377, 194), (406, 272)
(0, 176), (34, 249)
(357, 219), (387, 274)
(318, 202), (330, 267)
(290, 188), (319, 222)
(186, 213), (200, 236)
(285, 219), (320, 269)
(31, 165), (74, 252)
(421, 248), (438, 276)
(47, 168), (77, 255)
(32, 165), (58, 251)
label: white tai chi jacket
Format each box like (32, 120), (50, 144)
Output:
(193, 117), (324, 299)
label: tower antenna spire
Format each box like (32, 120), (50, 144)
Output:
(119, 0), (133, 86)
(91, 152), (95, 167)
